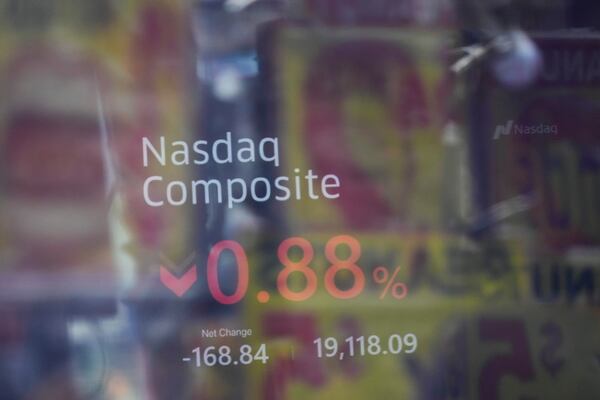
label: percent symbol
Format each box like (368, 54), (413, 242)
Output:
(372, 266), (408, 300)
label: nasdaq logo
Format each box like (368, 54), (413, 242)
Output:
(493, 120), (558, 140)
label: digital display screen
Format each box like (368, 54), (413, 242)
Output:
(0, 1), (599, 399)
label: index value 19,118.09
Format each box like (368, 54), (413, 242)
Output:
(313, 334), (417, 359)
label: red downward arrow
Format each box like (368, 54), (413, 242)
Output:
(160, 265), (197, 297)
